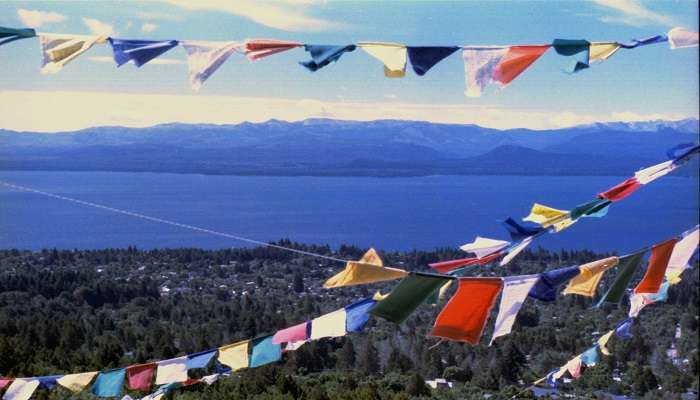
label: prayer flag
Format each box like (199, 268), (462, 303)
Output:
(186, 349), (217, 369)
(407, 46), (459, 76)
(493, 45), (550, 85)
(310, 308), (347, 340)
(108, 38), (179, 67)
(370, 273), (452, 324)
(490, 274), (539, 345)
(564, 356), (582, 379)
(461, 47), (508, 97)
(668, 27), (698, 49)
(3, 379), (39, 400)
(596, 250), (646, 306)
(563, 257), (619, 297)
(588, 42), (620, 62)
(635, 160), (676, 184)
(358, 42), (407, 77)
(92, 369), (126, 398)
(570, 199), (611, 220)
(218, 340), (250, 371)
(431, 277), (503, 344)
(581, 346), (599, 366)
(619, 34), (667, 48)
(249, 335), (282, 368)
(669, 143), (700, 164)
(523, 203), (573, 232)
(460, 236), (510, 258)
(597, 330), (614, 356)
(528, 265), (581, 302)
(615, 318), (634, 338)
(552, 39), (590, 73)
(181, 41), (241, 90)
(634, 238), (678, 294)
(38, 33), (106, 74)
(502, 217), (545, 241)
(500, 236), (534, 266)
(598, 177), (641, 201)
(0, 26), (35, 46)
(126, 363), (156, 392)
(299, 44), (356, 71)
(272, 321), (309, 345)
(429, 252), (503, 274)
(284, 340), (308, 352)
(666, 225), (699, 284)
(324, 248), (407, 288)
(36, 375), (61, 390)
(244, 39), (301, 61)
(155, 356), (188, 385)
(0, 378), (13, 390)
(57, 372), (98, 393)
(345, 297), (377, 332)
(628, 284), (669, 318)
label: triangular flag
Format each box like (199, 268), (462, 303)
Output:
(668, 27), (699, 49)
(0, 26), (35, 46)
(597, 330), (614, 356)
(243, 39), (301, 61)
(459, 236), (510, 258)
(461, 47), (508, 97)
(38, 33), (106, 74)
(407, 46), (459, 76)
(323, 248), (407, 288)
(563, 256), (619, 297)
(108, 38), (179, 67)
(181, 41), (241, 90)
(490, 274), (539, 345)
(56, 372), (98, 393)
(358, 42), (407, 77)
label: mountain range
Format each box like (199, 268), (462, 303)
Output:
(1, 118), (698, 176)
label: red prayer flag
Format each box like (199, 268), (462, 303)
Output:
(493, 45), (550, 85)
(598, 177), (641, 201)
(272, 321), (309, 344)
(244, 39), (302, 61)
(429, 252), (503, 273)
(0, 378), (13, 390)
(634, 238), (678, 294)
(430, 277), (503, 344)
(126, 362), (156, 391)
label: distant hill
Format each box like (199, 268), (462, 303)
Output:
(0, 118), (697, 176)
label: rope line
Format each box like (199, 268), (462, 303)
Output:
(0, 180), (348, 263)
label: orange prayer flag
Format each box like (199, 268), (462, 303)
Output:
(634, 238), (678, 294)
(493, 45), (550, 85)
(430, 277), (503, 344)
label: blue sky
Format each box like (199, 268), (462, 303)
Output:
(0, 0), (698, 131)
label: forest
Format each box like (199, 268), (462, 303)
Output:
(0, 243), (697, 399)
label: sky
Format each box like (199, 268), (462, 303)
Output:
(0, 0), (698, 132)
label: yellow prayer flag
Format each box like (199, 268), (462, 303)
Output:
(218, 340), (250, 371)
(563, 257), (619, 297)
(523, 203), (570, 230)
(372, 291), (389, 301)
(589, 42), (621, 62)
(324, 248), (408, 288)
(358, 42), (407, 78)
(56, 371), (98, 393)
(597, 330), (614, 356)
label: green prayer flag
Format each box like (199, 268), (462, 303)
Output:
(570, 199), (611, 220)
(370, 273), (452, 324)
(595, 250), (646, 306)
(0, 26), (36, 46)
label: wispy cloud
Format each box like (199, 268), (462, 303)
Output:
(88, 56), (184, 65)
(591, 0), (677, 27)
(141, 22), (158, 33)
(160, 0), (340, 31)
(17, 8), (66, 28)
(82, 18), (115, 36)
(0, 90), (692, 133)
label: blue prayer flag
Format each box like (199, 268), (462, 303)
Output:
(249, 335), (282, 368)
(619, 34), (667, 49)
(615, 318), (634, 339)
(501, 217), (545, 241)
(108, 38), (179, 67)
(407, 46), (459, 76)
(185, 349), (217, 369)
(528, 265), (581, 302)
(0, 26), (36, 46)
(552, 39), (591, 73)
(345, 297), (377, 332)
(37, 375), (62, 390)
(92, 368), (126, 398)
(581, 346), (599, 366)
(299, 45), (356, 71)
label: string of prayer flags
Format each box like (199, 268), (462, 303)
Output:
(181, 41), (241, 90)
(38, 33), (106, 74)
(272, 321), (309, 345)
(92, 368), (126, 398)
(407, 46), (459, 76)
(634, 238), (677, 294)
(429, 251), (503, 274)
(552, 39), (590, 73)
(370, 273), (452, 324)
(310, 308), (346, 340)
(299, 44), (356, 71)
(668, 27), (699, 49)
(243, 39), (301, 61)
(598, 177), (641, 202)
(595, 250), (646, 306)
(217, 340), (250, 371)
(155, 356), (188, 385)
(563, 256), (619, 297)
(248, 336), (282, 368)
(665, 225), (699, 284)
(108, 38), (179, 67)
(0, 26), (35, 46)
(3, 378), (39, 400)
(126, 363), (156, 392)
(528, 265), (581, 302)
(185, 350), (217, 370)
(431, 277), (503, 344)
(345, 297), (378, 332)
(323, 248), (408, 288)
(490, 274), (539, 345)
(358, 42), (407, 77)
(460, 236), (510, 258)
(56, 372), (98, 393)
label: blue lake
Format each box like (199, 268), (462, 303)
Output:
(0, 171), (697, 253)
